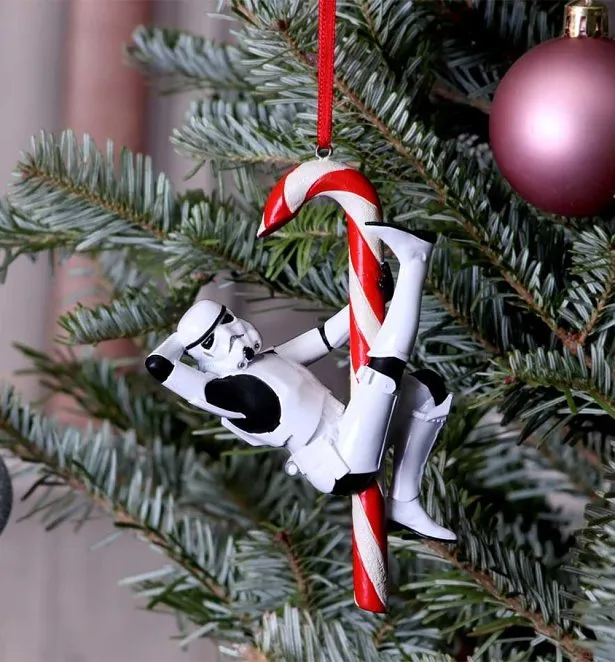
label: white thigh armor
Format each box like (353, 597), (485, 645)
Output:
(283, 393), (348, 493)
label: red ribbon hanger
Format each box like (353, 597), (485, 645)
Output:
(316, 0), (336, 156)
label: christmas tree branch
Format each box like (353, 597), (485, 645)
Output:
(0, 403), (225, 597)
(273, 529), (313, 611)
(4, 133), (348, 345)
(427, 283), (501, 357)
(16, 162), (162, 239)
(566, 228), (615, 346)
(398, 449), (586, 655)
(127, 27), (248, 93)
(455, 410), (601, 507)
(0, 202), (82, 252)
(173, 98), (305, 169)
(524, 433), (599, 501)
(470, 240), (573, 352)
(571, 461), (615, 661)
(12, 132), (174, 247)
(14, 346), (201, 446)
(395, 521), (581, 658)
(488, 348), (615, 423)
(421, 273), (604, 500)
(576, 277), (615, 345)
(421, 254), (528, 389)
(424, 541), (592, 662)
(57, 276), (210, 345)
(429, 79), (492, 115)
(163, 196), (347, 307)
(0, 387), (270, 645)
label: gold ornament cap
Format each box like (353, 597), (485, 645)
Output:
(564, 0), (609, 37)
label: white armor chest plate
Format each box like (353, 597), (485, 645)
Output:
(221, 352), (329, 448)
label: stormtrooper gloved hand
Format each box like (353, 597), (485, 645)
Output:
(145, 333), (186, 383)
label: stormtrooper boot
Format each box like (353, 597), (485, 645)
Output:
(387, 371), (456, 542)
(331, 223), (437, 496)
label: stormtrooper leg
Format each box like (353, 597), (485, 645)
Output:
(365, 223), (435, 365)
(388, 370), (456, 542)
(331, 223), (436, 496)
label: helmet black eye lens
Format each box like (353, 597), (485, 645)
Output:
(202, 334), (214, 350)
(221, 312), (233, 324)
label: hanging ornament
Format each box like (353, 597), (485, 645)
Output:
(145, 0), (457, 617)
(259, 159), (456, 613)
(489, 0), (615, 217)
(257, 0), (456, 612)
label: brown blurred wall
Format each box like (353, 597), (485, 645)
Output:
(0, 6), (219, 662)
(0, 2), (67, 400)
(45, 1), (152, 421)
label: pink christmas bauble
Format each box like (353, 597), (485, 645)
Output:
(489, 36), (615, 217)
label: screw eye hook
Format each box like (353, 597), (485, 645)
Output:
(315, 145), (333, 160)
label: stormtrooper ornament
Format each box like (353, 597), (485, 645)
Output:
(146, 223), (455, 542)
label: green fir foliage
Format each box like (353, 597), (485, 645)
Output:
(0, 0), (613, 660)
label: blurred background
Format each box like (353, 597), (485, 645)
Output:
(1, 2), (228, 661)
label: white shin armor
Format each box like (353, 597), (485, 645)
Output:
(387, 374), (456, 542)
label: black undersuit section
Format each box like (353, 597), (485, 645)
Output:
(406, 229), (437, 245)
(411, 369), (447, 405)
(368, 356), (406, 389)
(379, 260), (395, 303)
(318, 325), (333, 351)
(331, 471), (379, 496)
(204, 374), (281, 433)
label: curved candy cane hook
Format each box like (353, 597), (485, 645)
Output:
(259, 159), (389, 613)
(258, 160), (386, 374)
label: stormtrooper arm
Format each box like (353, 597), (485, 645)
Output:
(274, 305), (350, 366)
(145, 333), (245, 419)
(274, 261), (394, 366)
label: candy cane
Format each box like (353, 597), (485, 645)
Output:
(258, 159), (388, 613)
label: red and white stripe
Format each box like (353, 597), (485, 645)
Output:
(259, 159), (388, 613)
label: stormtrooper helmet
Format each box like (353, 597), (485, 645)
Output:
(177, 300), (263, 375)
